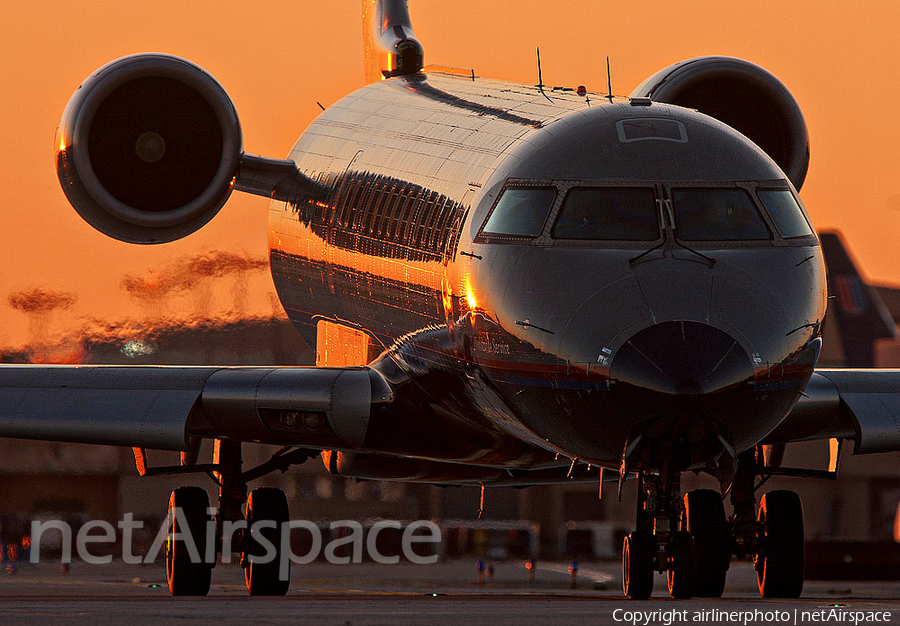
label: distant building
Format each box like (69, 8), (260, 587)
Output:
(2, 304), (900, 558)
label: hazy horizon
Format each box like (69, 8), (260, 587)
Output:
(3, 0), (899, 353)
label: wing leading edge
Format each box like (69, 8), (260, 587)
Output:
(5, 364), (900, 463)
(767, 369), (900, 454)
(0, 365), (389, 452)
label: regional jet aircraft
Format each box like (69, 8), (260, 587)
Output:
(3, 0), (899, 600)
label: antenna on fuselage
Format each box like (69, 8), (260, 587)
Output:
(537, 47), (544, 89)
(606, 56), (614, 103)
(536, 47), (552, 102)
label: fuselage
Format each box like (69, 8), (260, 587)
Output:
(268, 72), (827, 470)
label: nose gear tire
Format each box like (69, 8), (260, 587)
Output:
(756, 490), (804, 599)
(623, 532), (654, 599)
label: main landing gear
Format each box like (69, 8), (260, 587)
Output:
(154, 440), (312, 596)
(621, 450), (805, 600)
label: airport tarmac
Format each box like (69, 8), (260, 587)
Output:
(0, 560), (898, 625)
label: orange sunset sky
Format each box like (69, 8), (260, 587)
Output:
(2, 0), (900, 354)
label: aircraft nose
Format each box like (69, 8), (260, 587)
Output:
(610, 321), (753, 395)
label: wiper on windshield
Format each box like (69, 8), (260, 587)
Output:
(629, 198), (716, 268)
(628, 238), (667, 267)
(672, 238), (716, 267)
(665, 197), (716, 267)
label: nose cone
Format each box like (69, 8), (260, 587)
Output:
(611, 321), (753, 395)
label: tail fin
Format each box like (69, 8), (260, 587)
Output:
(362, 0), (423, 83)
(362, 0), (381, 84)
(821, 231), (897, 366)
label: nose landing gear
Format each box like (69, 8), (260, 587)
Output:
(621, 452), (805, 600)
(683, 488), (730, 597)
(622, 470), (698, 599)
(622, 531), (653, 599)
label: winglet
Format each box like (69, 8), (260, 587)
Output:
(820, 231), (897, 366)
(362, 0), (424, 83)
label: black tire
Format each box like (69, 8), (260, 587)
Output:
(622, 532), (654, 599)
(166, 486), (213, 596)
(244, 487), (290, 596)
(666, 530), (695, 599)
(683, 489), (730, 597)
(757, 490), (804, 598)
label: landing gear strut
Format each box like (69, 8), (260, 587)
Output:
(622, 447), (806, 600)
(622, 469), (696, 599)
(159, 440), (312, 597)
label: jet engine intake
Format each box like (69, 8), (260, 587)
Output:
(632, 56), (809, 190)
(56, 54), (242, 243)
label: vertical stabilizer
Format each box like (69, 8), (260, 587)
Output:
(821, 231), (897, 366)
(362, 0), (380, 84)
(362, 0), (423, 83)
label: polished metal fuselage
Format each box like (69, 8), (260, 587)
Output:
(268, 73), (827, 470)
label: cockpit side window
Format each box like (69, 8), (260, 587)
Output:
(481, 187), (556, 238)
(672, 188), (771, 241)
(757, 189), (814, 238)
(552, 187), (659, 241)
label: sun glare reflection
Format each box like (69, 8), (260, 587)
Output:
(465, 277), (477, 310)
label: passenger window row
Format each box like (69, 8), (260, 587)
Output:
(333, 173), (466, 258)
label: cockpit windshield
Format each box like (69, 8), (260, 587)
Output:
(482, 187), (556, 237)
(671, 188), (771, 241)
(757, 189), (813, 238)
(476, 180), (811, 245)
(552, 187), (659, 241)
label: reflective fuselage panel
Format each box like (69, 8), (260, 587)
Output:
(269, 74), (580, 344)
(268, 73), (827, 470)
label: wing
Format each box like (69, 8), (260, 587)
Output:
(766, 368), (900, 454)
(0, 364), (389, 452)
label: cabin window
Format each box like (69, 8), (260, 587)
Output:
(399, 190), (422, 242)
(431, 197), (452, 249)
(552, 187), (659, 241)
(758, 189), (814, 239)
(376, 186), (399, 237)
(419, 192), (439, 247)
(387, 189), (410, 241)
(671, 188), (771, 241)
(482, 188), (556, 237)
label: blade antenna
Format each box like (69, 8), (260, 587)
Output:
(606, 56), (614, 103)
(537, 47), (552, 102)
(537, 47), (543, 89)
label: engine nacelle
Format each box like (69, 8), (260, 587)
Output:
(632, 56), (809, 190)
(55, 54), (242, 244)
